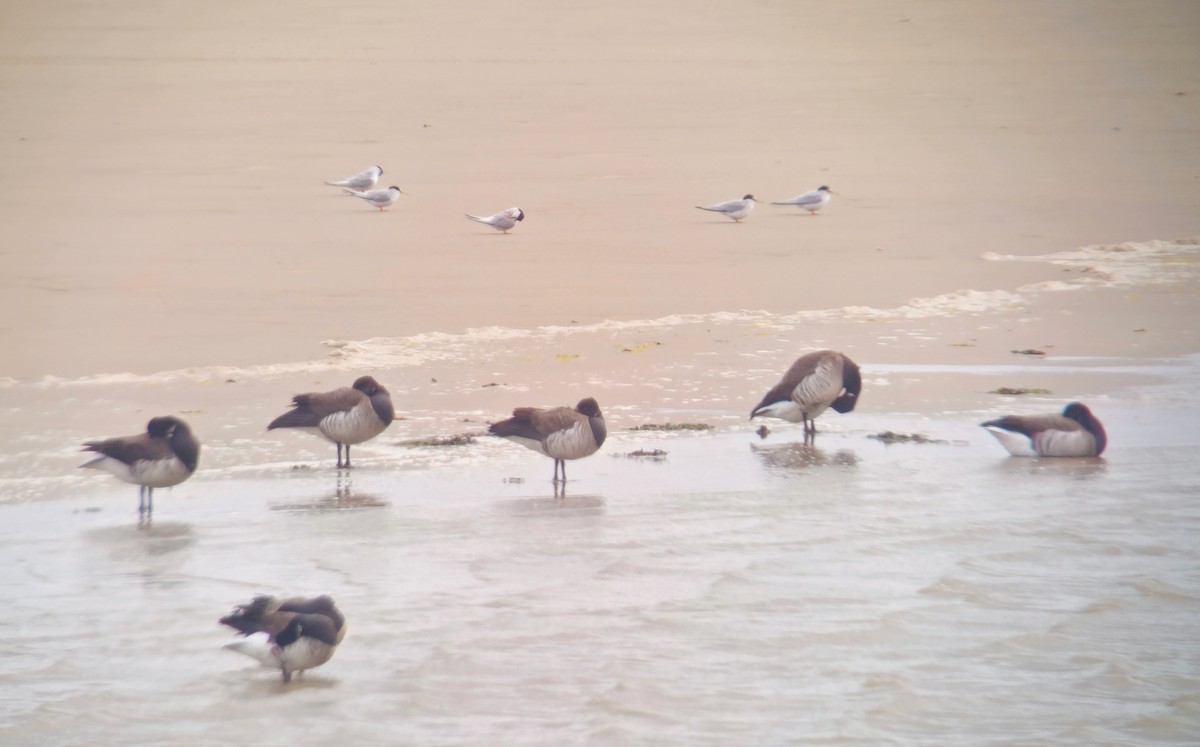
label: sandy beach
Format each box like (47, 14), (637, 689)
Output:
(2, 0), (1199, 380)
(1, 1), (1199, 744)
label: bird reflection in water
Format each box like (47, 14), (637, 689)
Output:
(494, 482), (606, 516)
(269, 475), (389, 512)
(990, 455), (1108, 480)
(750, 441), (859, 472)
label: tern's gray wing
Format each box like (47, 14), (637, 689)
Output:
(343, 171), (375, 189)
(326, 167), (376, 189)
(773, 191), (821, 206)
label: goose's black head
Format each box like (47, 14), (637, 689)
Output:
(146, 415), (187, 439)
(148, 416), (199, 470)
(1062, 402), (1107, 454)
(276, 618), (305, 648)
(1063, 402), (1095, 426)
(575, 398), (603, 418)
(353, 376), (385, 396)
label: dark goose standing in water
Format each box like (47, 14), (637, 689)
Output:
(489, 397), (607, 483)
(220, 595), (346, 683)
(750, 350), (862, 440)
(80, 415), (200, 518)
(981, 402), (1107, 457)
(267, 375), (395, 468)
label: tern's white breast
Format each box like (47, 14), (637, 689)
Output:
(726, 202), (754, 220)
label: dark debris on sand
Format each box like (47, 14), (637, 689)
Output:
(868, 431), (946, 445)
(397, 434), (477, 447)
(628, 423), (713, 432)
(616, 448), (669, 460)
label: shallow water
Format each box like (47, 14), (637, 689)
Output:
(2, 372), (1198, 745)
(1, 238), (1198, 745)
(2, 240), (1199, 743)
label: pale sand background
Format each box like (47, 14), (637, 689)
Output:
(1, 0), (1199, 381)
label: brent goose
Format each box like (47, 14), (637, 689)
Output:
(750, 350), (862, 440)
(267, 375), (395, 468)
(220, 595), (346, 683)
(80, 415), (200, 517)
(981, 402), (1107, 457)
(489, 397), (607, 483)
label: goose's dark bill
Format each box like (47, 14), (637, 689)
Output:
(980, 402), (1107, 457)
(750, 350), (861, 440)
(220, 594), (345, 683)
(488, 397), (607, 483)
(80, 415), (200, 517)
(267, 375), (395, 468)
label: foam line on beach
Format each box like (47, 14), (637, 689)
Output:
(14, 238), (1197, 391)
(984, 238), (1200, 287)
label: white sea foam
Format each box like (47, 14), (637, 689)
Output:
(23, 239), (1198, 391)
(984, 237), (1200, 288)
(24, 295), (1020, 390)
